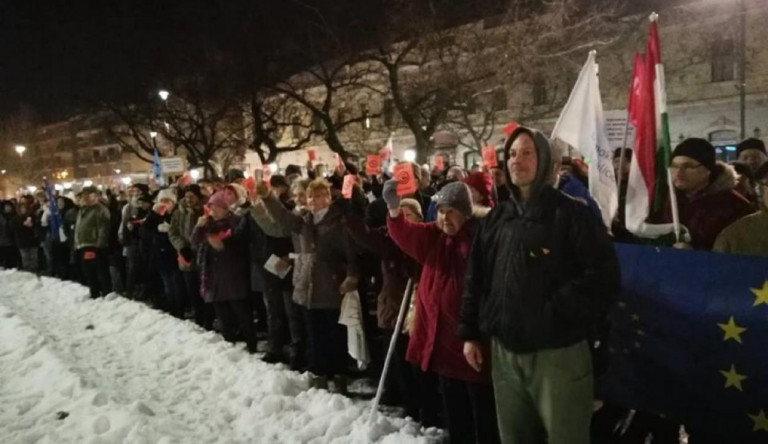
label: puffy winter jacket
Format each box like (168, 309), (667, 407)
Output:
(74, 203), (111, 250)
(459, 127), (620, 354)
(168, 203), (203, 271)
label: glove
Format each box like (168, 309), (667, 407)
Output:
(382, 179), (400, 210)
(180, 246), (193, 263)
(339, 276), (359, 295)
(158, 222), (171, 233)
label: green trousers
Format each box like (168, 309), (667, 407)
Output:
(491, 340), (593, 444)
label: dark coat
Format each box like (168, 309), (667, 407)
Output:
(657, 163), (754, 250)
(459, 126), (621, 354)
(345, 212), (420, 329)
(261, 196), (358, 310)
(191, 214), (250, 303)
(12, 210), (39, 249)
(387, 214), (489, 384)
(140, 210), (177, 274)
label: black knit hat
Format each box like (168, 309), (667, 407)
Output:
(672, 138), (716, 172)
(729, 161), (754, 183)
(225, 169), (245, 182)
(736, 138), (766, 157)
(183, 184), (204, 200)
(132, 183), (150, 195)
(285, 164), (302, 177)
(270, 174), (290, 189)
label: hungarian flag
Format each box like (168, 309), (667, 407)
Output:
(625, 13), (676, 238)
(551, 50), (618, 229)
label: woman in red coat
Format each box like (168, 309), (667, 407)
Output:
(384, 178), (499, 444)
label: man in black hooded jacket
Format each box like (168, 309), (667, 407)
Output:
(458, 127), (620, 444)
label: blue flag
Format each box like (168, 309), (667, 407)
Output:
(153, 148), (165, 186)
(599, 244), (768, 441)
(43, 179), (61, 242)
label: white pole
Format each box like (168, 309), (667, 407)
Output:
(368, 278), (414, 424)
(667, 168), (681, 243)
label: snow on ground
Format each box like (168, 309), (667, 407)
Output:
(0, 269), (440, 443)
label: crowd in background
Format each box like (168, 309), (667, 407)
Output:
(0, 130), (766, 444)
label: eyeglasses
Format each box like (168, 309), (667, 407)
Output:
(669, 163), (704, 172)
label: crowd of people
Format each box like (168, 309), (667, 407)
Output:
(0, 128), (766, 443)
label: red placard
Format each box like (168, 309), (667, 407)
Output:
(242, 177), (256, 196)
(366, 155), (381, 175)
(393, 163), (418, 197)
(502, 121), (519, 136)
(482, 146), (498, 168)
(342, 174), (356, 199)
(308, 148), (316, 162)
(83, 251), (96, 260)
(435, 155), (445, 172)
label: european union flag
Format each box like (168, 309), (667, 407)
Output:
(598, 244), (768, 442)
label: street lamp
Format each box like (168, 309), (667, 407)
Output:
(114, 169), (121, 175)
(190, 169), (201, 180)
(1, 170), (5, 175)
(404, 149), (417, 162)
(149, 131), (158, 139)
(15, 145), (26, 157)
(158, 90), (170, 101)
(121, 177), (132, 186)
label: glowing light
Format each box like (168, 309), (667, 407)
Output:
(27, 185), (37, 193)
(121, 177), (132, 185)
(269, 163), (278, 173)
(149, 131), (158, 139)
(83, 180), (93, 187)
(158, 90), (170, 101)
(15, 145), (26, 156)
(190, 169), (201, 180)
(54, 184), (64, 191)
(114, 169), (121, 174)
(404, 149), (417, 162)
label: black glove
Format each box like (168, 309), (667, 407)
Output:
(180, 246), (193, 263)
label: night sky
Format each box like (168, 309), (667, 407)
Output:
(1, 0), (663, 122)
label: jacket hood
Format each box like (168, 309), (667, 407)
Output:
(702, 161), (737, 196)
(503, 126), (555, 204)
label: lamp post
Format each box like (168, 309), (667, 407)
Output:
(158, 90), (170, 101)
(15, 145), (26, 157)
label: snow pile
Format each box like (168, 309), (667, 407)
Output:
(0, 270), (439, 443)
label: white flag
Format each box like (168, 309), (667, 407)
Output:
(551, 51), (618, 228)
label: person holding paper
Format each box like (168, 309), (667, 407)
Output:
(254, 178), (359, 394)
(384, 176), (499, 444)
(459, 127), (619, 444)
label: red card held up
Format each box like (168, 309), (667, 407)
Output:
(242, 177), (256, 196)
(435, 155), (445, 171)
(482, 146), (498, 168)
(342, 174), (356, 199)
(365, 155), (381, 176)
(83, 251), (96, 260)
(308, 148), (316, 162)
(393, 163), (419, 197)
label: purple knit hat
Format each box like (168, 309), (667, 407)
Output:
(207, 191), (230, 210)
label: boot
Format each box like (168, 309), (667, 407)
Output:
(331, 375), (348, 396)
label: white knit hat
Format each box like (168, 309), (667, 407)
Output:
(156, 188), (178, 204)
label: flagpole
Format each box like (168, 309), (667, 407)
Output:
(616, 118), (631, 186)
(667, 168), (681, 243)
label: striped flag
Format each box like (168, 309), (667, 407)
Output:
(551, 50), (618, 228)
(625, 13), (677, 237)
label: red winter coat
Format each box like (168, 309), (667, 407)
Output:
(657, 163), (753, 250)
(387, 213), (490, 384)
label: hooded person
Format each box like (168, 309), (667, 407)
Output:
(458, 127), (620, 444)
(714, 162), (768, 256)
(384, 177), (500, 444)
(655, 138), (753, 250)
(191, 190), (256, 352)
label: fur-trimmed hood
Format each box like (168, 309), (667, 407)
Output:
(701, 161), (737, 196)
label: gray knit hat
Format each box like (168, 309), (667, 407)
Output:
(432, 182), (473, 218)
